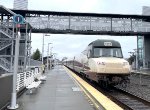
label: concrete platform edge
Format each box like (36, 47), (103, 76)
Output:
(64, 66), (123, 110)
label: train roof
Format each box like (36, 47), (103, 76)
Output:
(88, 39), (121, 47)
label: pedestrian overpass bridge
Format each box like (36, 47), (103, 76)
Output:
(0, 5), (150, 35)
(11, 8), (150, 35)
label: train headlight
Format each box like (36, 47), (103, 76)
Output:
(97, 61), (106, 65)
(101, 62), (106, 65)
(123, 62), (128, 66)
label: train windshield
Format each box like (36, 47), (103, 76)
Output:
(93, 47), (123, 58)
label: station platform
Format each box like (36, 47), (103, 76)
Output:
(16, 65), (94, 110)
(132, 69), (150, 75)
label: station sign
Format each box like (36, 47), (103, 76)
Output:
(13, 14), (24, 24)
(104, 42), (112, 46)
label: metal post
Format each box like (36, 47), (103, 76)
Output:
(43, 34), (50, 66)
(143, 36), (145, 68)
(69, 16), (71, 30)
(133, 49), (138, 70)
(136, 36), (139, 70)
(111, 18), (112, 32)
(50, 56), (51, 70)
(8, 26), (20, 109)
(47, 43), (52, 72)
(24, 23), (28, 71)
(50, 52), (51, 70)
(53, 53), (57, 66)
(28, 29), (32, 67)
(90, 17), (91, 30)
(133, 50), (137, 70)
(131, 19), (132, 31)
(140, 69), (142, 86)
(50, 47), (53, 69)
(10, 23), (14, 72)
(47, 44), (49, 72)
(42, 34), (44, 65)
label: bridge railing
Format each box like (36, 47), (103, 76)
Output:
(26, 15), (150, 35)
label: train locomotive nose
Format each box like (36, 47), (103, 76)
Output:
(91, 58), (130, 74)
(88, 59), (106, 73)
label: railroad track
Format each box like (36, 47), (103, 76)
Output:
(108, 87), (150, 110)
(66, 66), (150, 110)
(95, 82), (150, 109)
(93, 82), (150, 110)
(92, 83), (150, 110)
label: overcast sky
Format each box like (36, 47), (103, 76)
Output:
(1, 0), (150, 60)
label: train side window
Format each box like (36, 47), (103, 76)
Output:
(111, 49), (113, 56)
(94, 48), (99, 57)
(82, 50), (87, 55)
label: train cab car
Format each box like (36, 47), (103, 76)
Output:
(67, 39), (131, 86)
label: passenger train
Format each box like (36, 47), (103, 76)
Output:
(65, 39), (131, 86)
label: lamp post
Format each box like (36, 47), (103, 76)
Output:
(8, 14), (25, 109)
(42, 34), (50, 65)
(47, 43), (52, 72)
(50, 47), (53, 69)
(52, 53), (57, 66)
(133, 49), (138, 70)
(8, 27), (20, 110)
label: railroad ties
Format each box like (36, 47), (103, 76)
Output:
(65, 66), (150, 110)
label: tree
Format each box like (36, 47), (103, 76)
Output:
(31, 49), (41, 60)
(62, 57), (68, 61)
(127, 54), (135, 65)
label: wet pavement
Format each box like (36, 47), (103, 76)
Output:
(132, 69), (150, 75)
(16, 65), (94, 110)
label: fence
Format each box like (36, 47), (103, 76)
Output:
(16, 67), (42, 91)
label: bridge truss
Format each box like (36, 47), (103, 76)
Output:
(12, 9), (150, 35)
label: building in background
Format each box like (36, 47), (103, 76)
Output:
(142, 6), (150, 15)
(13, 0), (28, 10)
(137, 36), (144, 68)
(136, 6), (150, 69)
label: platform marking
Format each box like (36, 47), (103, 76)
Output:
(64, 67), (101, 110)
(72, 87), (81, 91)
(64, 66), (123, 110)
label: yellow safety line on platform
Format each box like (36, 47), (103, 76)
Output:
(65, 68), (101, 110)
(64, 67), (123, 110)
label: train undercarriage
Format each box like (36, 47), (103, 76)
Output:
(82, 71), (130, 87)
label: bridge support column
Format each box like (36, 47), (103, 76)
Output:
(143, 35), (150, 69)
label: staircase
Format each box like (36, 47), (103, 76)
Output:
(0, 58), (11, 72)
(0, 23), (13, 72)
(0, 23), (13, 38)
(0, 40), (12, 51)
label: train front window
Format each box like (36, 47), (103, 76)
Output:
(93, 48), (123, 58)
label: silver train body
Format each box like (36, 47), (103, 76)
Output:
(65, 39), (131, 86)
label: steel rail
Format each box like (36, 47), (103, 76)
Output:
(65, 66), (150, 110)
